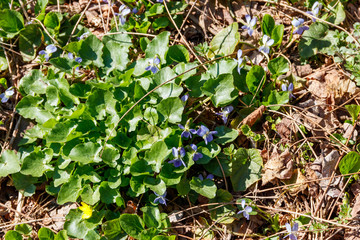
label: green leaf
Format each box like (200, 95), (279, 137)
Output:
(12, 173), (37, 196)
(57, 175), (82, 204)
(262, 14), (275, 36)
(208, 59), (237, 78)
(64, 209), (91, 238)
(144, 176), (166, 195)
(152, 236), (176, 240)
(0, 9), (24, 38)
(0, 150), (21, 177)
(144, 107), (159, 125)
(54, 230), (68, 240)
(268, 56), (289, 77)
(79, 35), (104, 67)
(119, 214), (145, 239)
(201, 74), (237, 107)
(103, 29), (132, 74)
(230, 148), (263, 191)
(207, 23), (240, 58)
(15, 224), (32, 235)
(176, 177), (190, 196)
(35, 0), (48, 14)
(0, 51), (8, 71)
(330, 2), (346, 25)
(145, 141), (170, 173)
(38, 228), (55, 240)
(46, 121), (77, 143)
(159, 164), (183, 185)
(102, 218), (126, 240)
(339, 151), (360, 175)
(100, 181), (120, 204)
(19, 69), (47, 95)
(145, 31), (170, 63)
(263, 90), (289, 110)
(81, 184), (100, 205)
(157, 97), (184, 123)
(68, 142), (101, 164)
(299, 22), (331, 59)
(141, 206), (161, 228)
(214, 126), (238, 145)
(209, 189), (236, 224)
(16, 96), (54, 124)
(21, 149), (53, 177)
(44, 12), (61, 31)
(196, 142), (221, 165)
(154, 67), (183, 99)
(190, 177), (217, 199)
(4, 230), (22, 240)
(49, 58), (73, 74)
(19, 24), (42, 61)
(167, 45), (189, 63)
(152, 17), (169, 31)
(246, 65), (266, 95)
(345, 105), (360, 123)
(271, 24), (284, 46)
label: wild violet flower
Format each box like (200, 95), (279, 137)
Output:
(306, 1), (321, 22)
(0, 87), (14, 103)
(292, 18), (309, 35)
(181, 94), (189, 102)
(77, 32), (89, 40)
(258, 35), (274, 54)
(241, 15), (257, 36)
(154, 191), (167, 205)
(132, 8), (138, 14)
(237, 199), (252, 220)
(156, 0), (164, 3)
(282, 83), (295, 98)
(197, 125), (217, 145)
(145, 57), (160, 74)
(169, 147), (186, 168)
(39, 44), (57, 61)
(198, 173), (214, 181)
(216, 106), (234, 124)
(178, 121), (196, 138)
(116, 4), (131, 25)
(190, 144), (203, 161)
(284, 222), (299, 240)
(233, 49), (244, 74)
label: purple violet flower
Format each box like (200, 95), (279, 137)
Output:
(190, 144), (203, 161)
(198, 173), (214, 181)
(145, 57), (160, 74)
(0, 87), (15, 103)
(154, 191), (167, 205)
(237, 199), (252, 220)
(306, 1), (321, 22)
(284, 222), (299, 240)
(116, 4), (131, 25)
(259, 35), (274, 54)
(39, 44), (57, 61)
(292, 18), (309, 35)
(216, 106), (234, 124)
(233, 49), (244, 74)
(77, 32), (89, 41)
(281, 83), (295, 98)
(132, 8), (138, 14)
(241, 15), (257, 36)
(178, 123), (197, 139)
(197, 125), (217, 145)
(181, 94), (189, 102)
(169, 147), (186, 168)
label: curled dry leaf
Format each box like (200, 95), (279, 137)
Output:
(241, 105), (266, 128)
(262, 148), (294, 185)
(275, 118), (297, 141)
(282, 168), (307, 196)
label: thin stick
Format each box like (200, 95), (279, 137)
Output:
(163, 0), (207, 70)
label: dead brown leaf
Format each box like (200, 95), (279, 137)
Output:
(276, 118), (296, 141)
(241, 105), (266, 127)
(282, 168), (307, 196)
(262, 148), (294, 185)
